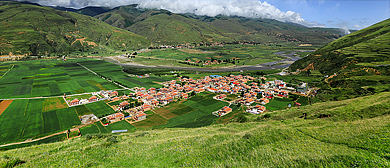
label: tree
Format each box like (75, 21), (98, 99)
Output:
(191, 91), (196, 96)
(306, 70), (311, 77)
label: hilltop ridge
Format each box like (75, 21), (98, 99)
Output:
(0, 1), (150, 56)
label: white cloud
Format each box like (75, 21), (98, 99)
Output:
(19, 0), (325, 27)
(353, 24), (361, 28)
(331, 2), (340, 10)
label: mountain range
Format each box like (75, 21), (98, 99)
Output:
(1, 1), (347, 56)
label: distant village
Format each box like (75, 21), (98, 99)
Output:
(64, 74), (312, 126)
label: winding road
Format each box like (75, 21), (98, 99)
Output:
(106, 50), (314, 72)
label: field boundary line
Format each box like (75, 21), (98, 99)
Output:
(0, 64), (14, 79)
(76, 62), (131, 90)
(0, 121), (97, 148)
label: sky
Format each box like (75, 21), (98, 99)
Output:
(17, 0), (390, 30)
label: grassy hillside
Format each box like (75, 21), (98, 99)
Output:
(96, 7), (231, 45)
(94, 5), (343, 46)
(187, 15), (343, 45)
(290, 18), (390, 92)
(0, 1), (150, 56)
(1, 92), (389, 167)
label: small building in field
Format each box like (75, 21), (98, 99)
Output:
(70, 99), (80, 106)
(217, 106), (232, 116)
(107, 113), (124, 122)
(135, 112), (147, 121)
(89, 96), (98, 102)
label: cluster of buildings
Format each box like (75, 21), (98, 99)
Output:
(69, 73), (310, 126)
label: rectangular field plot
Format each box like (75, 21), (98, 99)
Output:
(42, 110), (61, 134)
(0, 98), (81, 144)
(80, 122), (109, 135)
(0, 100), (28, 144)
(42, 97), (68, 112)
(132, 112), (167, 129)
(106, 120), (136, 132)
(75, 105), (92, 116)
(85, 101), (115, 118)
(56, 108), (81, 129)
(22, 113), (43, 139)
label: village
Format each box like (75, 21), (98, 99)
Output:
(63, 74), (312, 127)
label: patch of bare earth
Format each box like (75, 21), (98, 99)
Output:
(43, 98), (68, 112)
(0, 100), (13, 115)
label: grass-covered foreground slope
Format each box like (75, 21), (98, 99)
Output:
(1, 92), (389, 167)
(0, 1), (150, 56)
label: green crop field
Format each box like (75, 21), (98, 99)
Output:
(0, 99), (81, 144)
(85, 101), (115, 118)
(106, 121), (136, 132)
(152, 93), (229, 128)
(136, 44), (287, 67)
(74, 59), (174, 89)
(0, 59), (122, 99)
(74, 105), (92, 116)
(264, 97), (293, 111)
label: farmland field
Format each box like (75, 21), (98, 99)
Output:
(85, 101), (115, 118)
(264, 97), (293, 111)
(0, 99), (81, 144)
(0, 59), (122, 99)
(131, 112), (168, 129)
(137, 44), (286, 67)
(74, 59), (175, 89)
(152, 93), (229, 128)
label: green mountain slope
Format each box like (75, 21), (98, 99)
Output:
(1, 92), (389, 167)
(96, 7), (231, 45)
(191, 15), (343, 45)
(0, 1), (150, 56)
(95, 5), (343, 45)
(290, 18), (390, 88)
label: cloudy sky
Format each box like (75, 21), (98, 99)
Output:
(19, 0), (390, 30)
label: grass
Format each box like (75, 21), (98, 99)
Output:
(1, 92), (389, 167)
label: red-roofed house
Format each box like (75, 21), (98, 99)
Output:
(109, 91), (118, 97)
(89, 96), (98, 102)
(119, 101), (130, 108)
(107, 112), (124, 122)
(135, 112), (146, 121)
(142, 104), (151, 111)
(70, 99), (80, 106)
